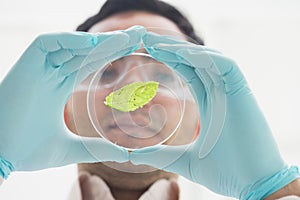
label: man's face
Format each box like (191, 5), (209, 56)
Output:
(75, 54), (187, 149)
(64, 11), (199, 190)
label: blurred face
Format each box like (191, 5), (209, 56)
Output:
(65, 11), (199, 191)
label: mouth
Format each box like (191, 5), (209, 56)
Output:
(117, 115), (151, 127)
(107, 122), (161, 139)
(103, 111), (164, 137)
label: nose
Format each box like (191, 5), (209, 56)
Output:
(120, 58), (149, 85)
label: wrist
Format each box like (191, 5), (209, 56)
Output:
(264, 179), (300, 200)
(0, 157), (14, 179)
(285, 179), (300, 197)
(241, 166), (300, 200)
(0, 176), (3, 185)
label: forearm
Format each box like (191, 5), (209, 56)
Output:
(0, 176), (3, 186)
(265, 178), (300, 200)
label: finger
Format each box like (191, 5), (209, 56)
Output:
(83, 44), (141, 69)
(59, 26), (145, 81)
(143, 32), (190, 46)
(56, 37), (136, 85)
(60, 45), (139, 93)
(130, 144), (192, 178)
(149, 56), (222, 160)
(121, 25), (147, 42)
(145, 45), (225, 102)
(58, 46), (130, 78)
(41, 25), (144, 54)
(142, 47), (209, 147)
(56, 45), (122, 57)
(58, 55), (89, 76)
(178, 49), (248, 94)
(177, 48), (228, 74)
(64, 134), (129, 164)
(67, 46), (113, 56)
(142, 43), (228, 159)
(143, 32), (219, 53)
(143, 44), (207, 90)
(144, 41), (240, 159)
(149, 43), (218, 70)
(175, 50), (230, 158)
(141, 47), (208, 115)
(144, 44), (217, 87)
(47, 49), (74, 67)
(155, 60), (206, 109)
(60, 26), (146, 88)
(69, 47), (95, 56)
(37, 32), (99, 52)
(89, 25), (145, 56)
(47, 46), (105, 69)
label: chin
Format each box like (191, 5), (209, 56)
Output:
(77, 162), (178, 190)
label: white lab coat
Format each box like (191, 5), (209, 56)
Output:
(67, 175), (234, 200)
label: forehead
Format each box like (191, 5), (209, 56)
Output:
(88, 11), (183, 35)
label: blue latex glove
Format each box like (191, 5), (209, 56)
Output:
(130, 33), (300, 199)
(0, 26), (146, 179)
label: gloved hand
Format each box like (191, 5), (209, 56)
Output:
(130, 33), (300, 199)
(0, 26), (146, 179)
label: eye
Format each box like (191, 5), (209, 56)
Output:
(99, 68), (119, 85)
(155, 72), (175, 83)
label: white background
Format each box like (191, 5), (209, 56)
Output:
(0, 0), (300, 199)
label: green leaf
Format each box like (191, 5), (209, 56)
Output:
(104, 81), (159, 112)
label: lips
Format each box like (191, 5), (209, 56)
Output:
(99, 111), (171, 149)
(108, 120), (161, 139)
(117, 114), (151, 127)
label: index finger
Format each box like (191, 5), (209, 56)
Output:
(36, 32), (99, 52)
(130, 144), (192, 178)
(143, 32), (220, 54)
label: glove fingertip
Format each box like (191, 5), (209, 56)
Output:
(142, 32), (161, 47)
(129, 145), (179, 168)
(129, 146), (161, 165)
(125, 25), (147, 35)
(95, 31), (130, 49)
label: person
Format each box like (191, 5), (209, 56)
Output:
(64, 1), (201, 199)
(0, 0), (300, 200)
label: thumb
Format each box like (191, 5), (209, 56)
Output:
(130, 144), (191, 177)
(178, 49), (249, 95)
(64, 134), (129, 164)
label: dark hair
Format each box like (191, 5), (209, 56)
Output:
(76, 0), (204, 45)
